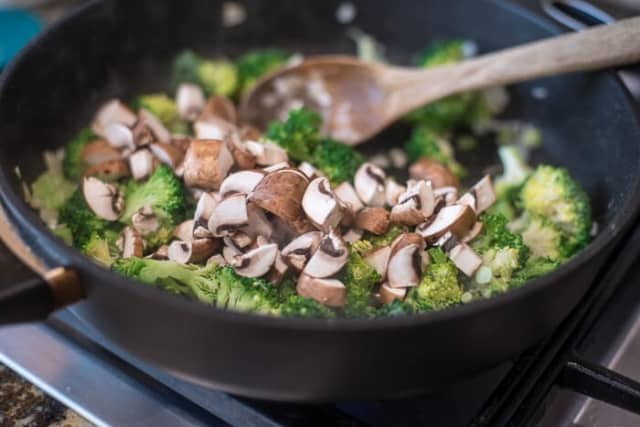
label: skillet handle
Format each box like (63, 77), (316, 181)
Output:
(0, 267), (82, 325)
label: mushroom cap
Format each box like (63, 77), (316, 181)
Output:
(248, 168), (309, 223)
(81, 140), (122, 166)
(82, 177), (123, 221)
(241, 203), (274, 240)
(435, 186), (459, 206)
(355, 207), (390, 235)
(303, 231), (349, 278)
(183, 139), (234, 190)
(131, 206), (160, 236)
(232, 243), (279, 278)
(128, 149), (156, 181)
(149, 143), (185, 170)
(194, 118), (234, 140)
(354, 163), (386, 207)
(193, 192), (218, 238)
(92, 99), (137, 138)
(227, 135), (257, 170)
(246, 141), (289, 166)
(103, 122), (135, 149)
(298, 162), (318, 179)
(462, 221), (484, 243)
(139, 108), (171, 144)
(168, 239), (217, 264)
(385, 179), (406, 207)
(281, 231), (323, 272)
(416, 204), (476, 243)
(84, 159), (130, 181)
(448, 242), (483, 277)
(379, 283), (407, 304)
(334, 181), (364, 213)
(409, 157), (459, 188)
(390, 232), (426, 256)
(302, 177), (343, 231)
(387, 243), (423, 288)
(296, 274), (346, 307)
(470, 175), (496, 214)
(364, 246), (392, 279)
(118, 227), (144, 259)
(173, 220), (196, 243)
(176, 83), (206, 121)
(208, 194), (249, 237)
(148, 245), (169, 260)
(200, 95), (238, 124)
(219, 170), (265, 198)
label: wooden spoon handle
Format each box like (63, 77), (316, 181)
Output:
(386, 17), (640, 118)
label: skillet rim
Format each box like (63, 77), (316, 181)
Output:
(1, 0), (639, 332)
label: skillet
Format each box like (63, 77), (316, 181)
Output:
(0, 0), (639, 401)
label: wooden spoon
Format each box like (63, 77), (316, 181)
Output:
(240, 17), (640, 145)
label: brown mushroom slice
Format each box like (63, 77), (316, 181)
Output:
(139, 109), (171, 144)
(390, 181), (436, 226)
(219, 170), (265, 198)
(435, 186), (459, 206)
(176, 83), (206, 121)
(92, 99), (137, 138)
(84, 159), (130, 181)
(229, 230), (253, 248)
(208, 194), (249, 237)
(232, 243), (279, 278)
(462, 222), (484, 243)
(334, 182), (364, 213)
(457, 192), (477, 212)
(364, 246), (392, 279)
(379, 283), (406, 304)
(147, 245), (169, 260)
(168, 239), (217, 264)
(302, 177), (344, 231)
(385, 179), (406, 206)
(342, 228), (364, 244)
(222, 241), (243, 264)
(387, 243), (423, 288)
(239, 125), (262, 141)
(82, 177), (123, 221)
(117, 227), (144, 259)
(281, 231), (323, 272)
(355, 207), (390, 235)
(183, 139), (234, 190)
(246, 141), (289, 166)
(81, 140), (122, 166)
(409, 157), (460, 188)
(296, 274), (346, 308)
(192, 192), (218, 239)
(132, 206), (160, 236)
(207, 254), (227, 266)
(354, 163), (386, 207)
(268, 251), (289, 284)
(303, 231), (349, 278)
(173, 220), (195, 243)
(390, 232), (427, 254)
(129, 149), (155, 181)
(149, 143), (185, 170)
(416, 204), (476, 243)
(248, 168), (309, 223)
(298, 162), (318, 179)
(103, 122), (135, 149)
(262, 162), (291, 173)
(469, 175), (496, 214)
(241, 203), (273, 240)
(200, 95), (237, 124)
(194, 118), (234, 140)
(170, 135), (192, 152)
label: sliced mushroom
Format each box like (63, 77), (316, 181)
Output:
(387, 243), (423, 288)
(390, 181), (436, 226)
(219, 170), (265, 198)
(334, 182), (364, 213)
(129, 149), (155, 181)
(379, 283), (406, 304)
(390, 232), (427, 255)
(232, 243), (279, 278)
(462, 221), (484, 243)
(81, 140), (122, 166)
(262, 162), (291, 173)
(194, 118), (235, 140)
(200, 95), (238, 124)
(117, 226), (144, 259)
(298, 162), (318, 179)
(103, 122), (135, 149)
(241, 203), (273, 240)
(229, 230), (253, 248)
(416, 204), (476, 243)
(138, 109), (171, 144)
(457, 192), (477, 212)
(239, 125), (261, 141)
(193, 193), (218, 239)
(270, 217), (297, 248)
(342, 228), (364, 244)
(168, 239), (217, 264)
(170, 135), (192, 152)
(149, 142), (185, 170)
(207, 254), (227, 266)
(82, 177), (123, 221)
(148, 245), (169, 260)
(355, 207), (390, 235)
(364, 246), (392, 279)
(437, 233), (483, 277)
(222, 241), (243, 264)
(435, 186), (459, 205)
(248, 168), (309, 223)
(176, 83), (206, 121)
(281, 231), (323, 272)
(296, 274), (346, 307)
(226, 135), (257, 170)
(208, 194), (249, 237)
(246, 141), (289, 166)
(409, 157), (459, 188)
(469, 175), (496, 214)
(92, 99), (137, 138)
(302, 177), (344, 231)
(303, 231), (349, 278)
(268, 251), (290, 284)
(84, 159), (130, 181)
(131, 206), (160, 236)
(385, 179), (406, 206)
(173, 220), (195, 243)
(182, 139), (234, 190)
(354, 163), (386, 207)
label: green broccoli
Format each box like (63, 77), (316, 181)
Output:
(52, 224), (73, 245)
(236, 49), (290, 95)
(520, 165), (591, 254)
(415, 39), (469, 67)
(119, 165), (186, 248)
(405, 248), (462, 311)
(133, 93), (189, 134)
(59, 188), (113, 248)
(376, 299), (415, 317)
(312, 138), (364, 184)
(494, 145), (531, 201)
(404, 126), (466, 177)
(82, 230), (120, 267)
(198, 60), (238, 97)
(366, 225), (404, 248)
(171, 50), (203, 91)
(511, 258), (562, 286)
(342, 249), (381, 317)
(521, 215), (571, 262)
(265, 108), (321, 162)
(29, 170), (77, 212)
(278, 294), (337, 318)
(62, 127), (96, 180)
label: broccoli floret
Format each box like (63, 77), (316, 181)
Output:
(198, 60), (238, 97)
(82, 230), (120, 267)
(415, 39), (469, 67)
(494, 145), (531, 201)
(342, 250), (381, 317)
(521, 215), (571, 262)
(520, 165), (591, 254)
(404, 126), (466, 177)
(59, 189), (112, 248)
(279, 295), (337, 318)
(236, 49), (290, 95)
(29, 170), (77, 211)
(171, 50), (203, 91)
(376, 299), (415, 317)
(351, 240), (374, 256)
(119, 166), (186, 248)
(405, 248), (462, 311)
(366, 225), (404, 248)
(52, 224), (73, 245)
(511, 258), (562, 286)
(312, 138), (364, 184)
(133, 93), (189, 134)
(62, 127), (96, 180)
(265, 108), (321, 162)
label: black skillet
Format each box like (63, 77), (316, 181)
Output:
(0, 0), (639, 401)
